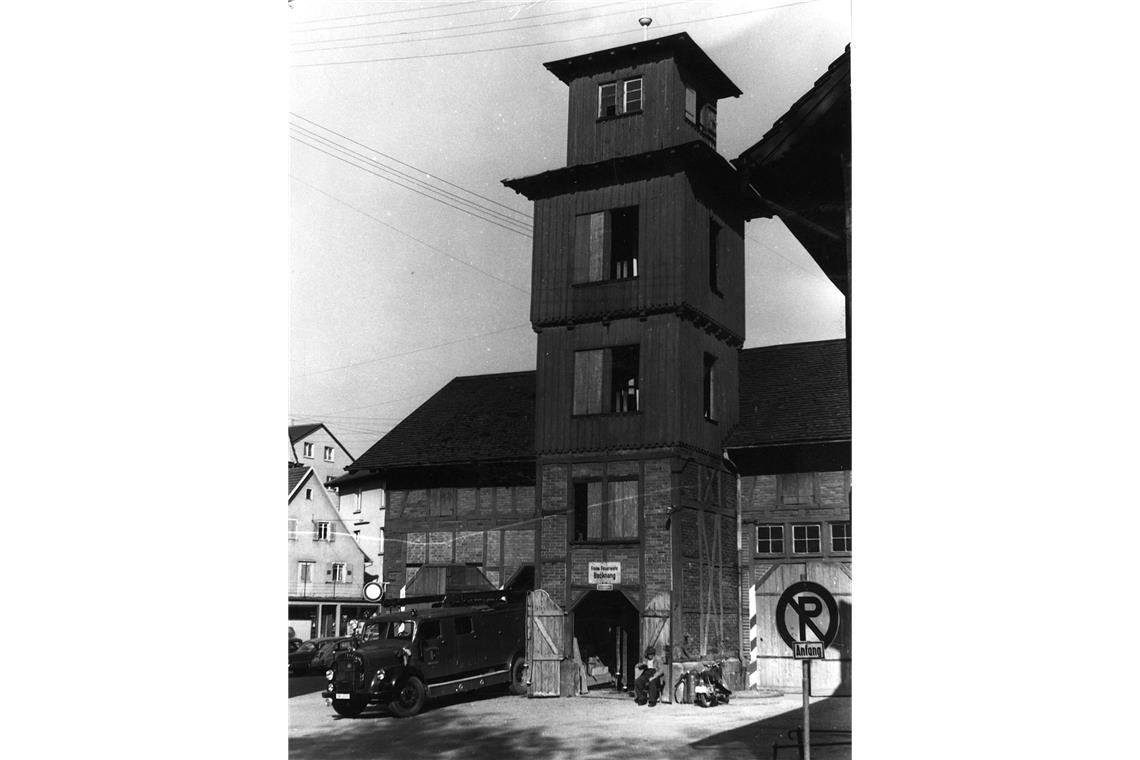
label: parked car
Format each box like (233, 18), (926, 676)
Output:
(322, 596), (526, 718)
(290, 637), (339, 676)
(310, 637), (356, 673)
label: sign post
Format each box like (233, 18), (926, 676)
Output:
(774, 581), (840, 760)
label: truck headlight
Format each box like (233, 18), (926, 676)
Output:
(325, 669), (335, 681)
(370, 669), (387, 690)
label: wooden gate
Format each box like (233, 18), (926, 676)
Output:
(750, 561), (851, 696)
(526, 589), (565, 697)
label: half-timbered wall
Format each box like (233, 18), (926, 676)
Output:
(535, 317), (738, 456)
(384, 484), (538, 591)
(529, 174), (745, 335)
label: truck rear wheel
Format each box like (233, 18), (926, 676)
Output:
(331, 695), (368, 718)
(388, 676), (426, 718)
(508, 655), (527, 696)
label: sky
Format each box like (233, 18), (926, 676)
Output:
(289, 0), (851, 458)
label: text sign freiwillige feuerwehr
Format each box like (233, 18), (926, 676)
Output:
(588, 562), (621, 586)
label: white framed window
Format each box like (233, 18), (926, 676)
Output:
(302, 442), (314, 459)
(623, 77), (642, 112)
(830, 521), (851, 553)
(324, 446), (334, 462)
(598, 81), (617, 117)
(792, 524), (822, 554)
(316, 521), (331, 541)
(330, 562), (347, 583)
(756, 524), (783, 554)
(298, 561), (315, 584)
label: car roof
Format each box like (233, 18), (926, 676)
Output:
(369, 603), (518, 623)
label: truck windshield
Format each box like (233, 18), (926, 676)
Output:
(361, 619), (416, 642)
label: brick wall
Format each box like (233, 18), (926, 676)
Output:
(541, 464), (568, 513)
(643, 459), (673, 599)
(540, 561), (567, 606)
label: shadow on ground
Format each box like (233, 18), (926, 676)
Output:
(691, 696), (851, 760)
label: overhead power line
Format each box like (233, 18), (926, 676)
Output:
(293, 318), (533, 379)
(290, 174), (531, 296)
(291, 0), (642, 50)
(291, 134), (533, 239)
(292, 1), (485, 27)
(290, 124), (530, 233)
(291, 1), (825, 68)
(291, 113), (530, 221)
(294, 0), (529, 34)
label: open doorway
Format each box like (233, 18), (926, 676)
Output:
(572, 590), (640, 692)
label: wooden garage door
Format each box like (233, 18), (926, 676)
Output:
(751, 561), (851, 696)
(526, 589), (565, 697)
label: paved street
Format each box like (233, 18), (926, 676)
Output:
(289, 684), (851, 760)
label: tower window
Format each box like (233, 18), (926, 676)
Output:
(830, 522), (852, 553)
(572, 345), (640, 415)
(572, 478), (639, 541)
(623, 78), (642, 112)
(598, 77), (642, 118)
(573, 206), (639, 283)
(756, 524), (784, 554)
(703, 353), (717, 421)
(792, 524), (822, 554)
(778, 473), (816, 506)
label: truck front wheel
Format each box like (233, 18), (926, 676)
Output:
(331, 695), (368, 718)
(508, 655), (527, 695)
(388, 676), (426, 718)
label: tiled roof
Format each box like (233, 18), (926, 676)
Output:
(288, 465), (311, 496)
(726, 339), (850, 448)
(347, 371), (536, 471)
(288, 423), (323, 443)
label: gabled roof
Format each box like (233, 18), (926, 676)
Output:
(543, 32), (742, 99)
(288, 422), (355, 462)
(288, 465), (312, 498)
(726, 339), (850, 449)
(347, 371), (536, 472)
(288, 423), (323, 443)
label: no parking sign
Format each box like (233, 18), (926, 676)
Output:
(774, 581), (840, 659)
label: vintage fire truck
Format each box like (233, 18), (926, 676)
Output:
(321, 591), (528, 718)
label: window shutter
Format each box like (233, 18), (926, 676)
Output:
(573, 350), (604, 415)
(684, 87), (696, 122)
(609, 480), (639, 538)
(588, 212), (605, 282)
(312, 520), (319, 541)
(347, 565), (353, 577)
(328, 522), (336, 542)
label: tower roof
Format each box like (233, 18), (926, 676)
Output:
(543, 32), (742, 99)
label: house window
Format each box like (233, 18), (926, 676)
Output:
(298, 561), (315, 584)
(779, 473), (815, 506)
(572, 478), (639, 541)
(305, 488), (312, 501)
(324, 446), (334, 462)
(598, 77), (642, 118)
(316, 521), (331, 541)
(684, 87), (697, 122)
(623, 77), (642, 112)
(288, 518), (298, 541)
(573, 206), (639, 283)
(708, 218), (721, 293)
(792, 524), (822, 554)
(831, 522), (852, 553)
(330, 562), (347, 583)
(684, 86), (717, 143)
(352, 493), (362, 514)
(703, 353), (717, 421)
(302, 442), (313, 459)
(573, 345), (639, 415)
(756, 524), (784, 554)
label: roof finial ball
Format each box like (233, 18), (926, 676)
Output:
(639, 16), (652, 42)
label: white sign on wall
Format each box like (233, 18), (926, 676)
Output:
(588, 562), (622, 585)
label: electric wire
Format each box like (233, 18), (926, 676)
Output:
(294, 0), (531, 34)
(290, 124), (531, 233)
(291, 0), (646, 50)
(291, 1), (485, 26)
(290, 174), (531, 296)
(291, 135), (533, 239)
(291, 1), (825, 68)
(290, 113), (530, 222)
